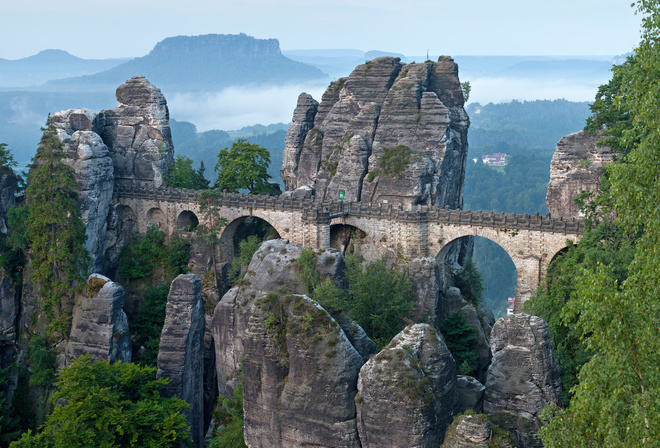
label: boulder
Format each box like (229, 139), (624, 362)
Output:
(212, 239), (364, 396)
(157, 274), (205, 448)
(66, 274), (131, 365)
(546, 129), (615, 218)
(441, 413), (514, 448)
(456, 376), (486, 414)
(357, 324), (458, 447)
(281, 56), (469, 208)
(242, 293), (364, 448)
(99, 76), (174, 188)
(484, 314), (561, 448)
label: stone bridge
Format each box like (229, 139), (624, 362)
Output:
(114, 185), (584, 311)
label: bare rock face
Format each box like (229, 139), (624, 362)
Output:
(546, 129), (615, 218)
(0, 272), (20, 346)
(99, 76), (174, 188)
(281, 56), (469, 207)
(50, 109), (115, 273)
(243, 293), (363, 448)
(484, 314), (561, 448)
(157, 274), (205, 448)
(66, 274), (131, 365)
(441, 413), (514, 448)
(456, 376), (486, 414)
(357, 324), (458, 447)
(212, 239), (356, 395)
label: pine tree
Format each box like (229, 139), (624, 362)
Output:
(26, 116), (90, 334)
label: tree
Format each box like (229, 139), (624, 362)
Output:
(197, 190), (228, 289)
(9, 355), (191, 448)
(26, 117), (90, 334)
(345, 256), (415, 349)
(539, 2), (660, 445)
(214, 138), (279, 194)
(0, 143), (17, 172)
(166, 154), (210, 190)
(208, 376), (247, 448)
(440, 311), (479, 376)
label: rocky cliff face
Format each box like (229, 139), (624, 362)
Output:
(441, 413), (514, 448)
(546, 129), (615, 218)
(0, 169), (17, 235)
(281, 56), (469, 207)
(65, 274), (131, 365)
(99, 76), (175, 188)
(484, 314), (561, 448)
(356, 324), (458, 447)
(50, 109), (114, 273)
(243, 293), (364, 448)
(157, 274), (205, 448)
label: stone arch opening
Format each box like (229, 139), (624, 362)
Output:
(176, 210), (199, 232)
(146, 207), (166, 230)
(330, 224), (367, 255)
(437, 235), (517, 319)
(219, 216), (281, 264)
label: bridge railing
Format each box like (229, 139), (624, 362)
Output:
(113, 185), (584, 235)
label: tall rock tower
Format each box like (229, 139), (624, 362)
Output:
(281, 56), (469, 208)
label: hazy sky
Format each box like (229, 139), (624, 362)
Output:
(1, 0), (643, 60)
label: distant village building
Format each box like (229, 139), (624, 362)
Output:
(481, 153), (508, 166)
(507, 297), (515, 315)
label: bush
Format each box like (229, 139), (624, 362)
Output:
(119, 226), (166, 280)
(379, 145), (412, 177)
(167, 234), (191, 276)
(440, 311), (479, 376)
(454, 258), (484, 305)
(230, 235), (262, 282)
(131, 283), (171, 366)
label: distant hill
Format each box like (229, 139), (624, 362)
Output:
(0, 49), (127, 89)
(41, 34), (327, 92)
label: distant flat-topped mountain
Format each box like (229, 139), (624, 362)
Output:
(40, 34), (327, 92)
(0, 49), (128, 88)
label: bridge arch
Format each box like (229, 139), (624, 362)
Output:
(176, 210), (199, 232)
(146, 207), (166, 230)
(330, 223), (367, 255)
(219, 215), (282, 263)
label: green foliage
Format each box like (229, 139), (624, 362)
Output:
(118, 226), (166, 280)
(460, 81), (471, 103)
(312, 278), (345, 316)
(345, 256), (415, 349)
(454, 258), (484, 305)
(166, 154), (210, 190)
(538, 3), (660, 445)
(167, 234), (191, 277)
(27, 336), (56, 389)
(440, 312), (479, 377)
(378, 145), (412, 177)
(0, 206), (29, 285)
(0, 143), (17, 172)
(130, 283), (171, 366)
(0, 366), (21, 447)
(296, 248), (320, 296)
(197, 190), (228, 289)
(209, 377), (247, 448)
(214, 138), (279, 194)
(9, 355), (191, 448)
(230, 235), (263, 282)
(26, 117), (90, 331)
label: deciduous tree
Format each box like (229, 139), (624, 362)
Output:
(214, 139), (279, 194)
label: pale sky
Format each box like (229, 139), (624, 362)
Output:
(1, 0), (643, 60)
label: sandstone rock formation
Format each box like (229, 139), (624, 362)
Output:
(456, 376), (486, 414)
(99, 76), (174, 188)
(441, 413), (514, 448)
(243, 293), (363, 448)
(65, 274), (131, 365)
(356, 324), (458, 447)
(546, 129), (615, 218)
(212, 239), (360, 396)
(484, 314), (561, 448)
(157, 274), (205, 448)
(51, 109), (114, 273)
(281, 56), (469, 207)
